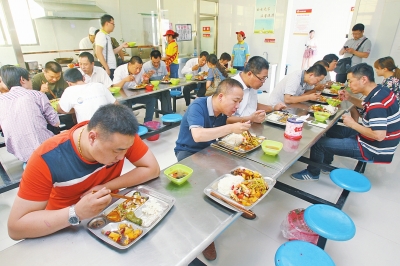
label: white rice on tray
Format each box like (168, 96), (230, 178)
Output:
(140, 199), (165, 227)
(223, 133), (244, 146)
(217, 174), (244, 196)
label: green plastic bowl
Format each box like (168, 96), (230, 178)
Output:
(170, 78), (180, 85)
(150, 80), (160, 87)
(326, 98), (341, 107)
(164, 164), (193, 185)
(261, 140), (283, 156)
(314, 111), (330, 122)
(127, 42), (136, 47)
(331, 84), (341, 91)
(109, 87), (121, 94)
(229, 68), (237, 74)
(185, 73), (193, 80)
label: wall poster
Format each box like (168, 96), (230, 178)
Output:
(175, 24), (192, 42)
(254, 0), (276, 34)
(293, 9), (312, 35)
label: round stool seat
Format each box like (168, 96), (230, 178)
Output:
(257, 89), (263, 94)
(170, 90), (182, 97)
(137, 126), (148, 136)
(304, 204), (355, 241)
(330, 169), (371, 192)
(161, 114), (182, 123)
(275, 240), (335, 266)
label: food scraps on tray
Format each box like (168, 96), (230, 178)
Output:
(102, 223), (142, 246)
(106, 192), (148, 222)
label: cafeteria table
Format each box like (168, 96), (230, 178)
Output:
(0, 145), (279, 266)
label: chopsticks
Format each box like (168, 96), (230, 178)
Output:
(42, 80), (57, 99)
(92, 190), (135, 201)
(210, 191), (256, 219)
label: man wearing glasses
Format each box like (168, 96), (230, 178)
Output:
(227, 56), (286, 124)
(265, 64), (326, 106)
(143, 50), (172, 113)
(95, 14), (128, 80)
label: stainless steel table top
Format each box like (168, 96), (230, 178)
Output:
(0, 148), (279, 266)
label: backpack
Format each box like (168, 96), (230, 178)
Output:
(334, 38), (368, 74)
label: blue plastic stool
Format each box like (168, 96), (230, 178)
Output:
(161, 114), (182, 124)
(275, 240), (335, 266)
(330, 169), (371, 193)
(137, 126), (148, 136)
(170, 90), (182, 97)
(257, 89), (263, 94)
(304, 204), (355, 241)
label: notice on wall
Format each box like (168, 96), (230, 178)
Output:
(293, 9), (312, 35)
(202, 26), (211, 32)
(203, 33), (211, 38)
(253, 0), (276, 34)
(175, 24), (192, 42)
(264, 38), (275, 43)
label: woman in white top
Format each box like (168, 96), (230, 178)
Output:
(302, 30), (317, 70)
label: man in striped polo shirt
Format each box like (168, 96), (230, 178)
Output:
(292, 63), (400, 181)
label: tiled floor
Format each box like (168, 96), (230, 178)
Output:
(1, 93), (400, 265)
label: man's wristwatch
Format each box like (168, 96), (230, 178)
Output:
(68, 205), (80, 226)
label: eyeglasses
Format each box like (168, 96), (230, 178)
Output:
(251, 71), (268, 83)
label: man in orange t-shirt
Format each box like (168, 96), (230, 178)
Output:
(8, 104), (160, 240)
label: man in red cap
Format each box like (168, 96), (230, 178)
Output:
(162, 30), (179, 78)
(231, 31), (250, 71)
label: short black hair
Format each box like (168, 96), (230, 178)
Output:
(150, 50), (162, 59)
(309, 30), (315, 34)
(44, 61), (62, 73)
(199, 51), (209, 59)
(79, 52), (95, 63)
(313, 60), (329, 68)
(306, 64), (327, 77)
(88, 104), (139, 137)
(243, 56), (269, 74)
(94, 29), (100, 36)
(63, 68), (84, 83)
(352, 23), (365, 31)
(129, 56), (143, 65)
(0, 65), (29, 88)
(213, 78), (244, 96)
(219, 52), (231, 62)
(207, 54), (218, 65)
(100, 14), (114, 27)
(322, 54), (339, 63)
(347, 63), (375, 82)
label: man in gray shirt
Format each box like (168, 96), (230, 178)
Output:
(336, 23), (372, 83)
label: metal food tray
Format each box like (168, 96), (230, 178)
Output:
(86, 185), (175, 249)
(160, 80), (171, 84)
(217, 133), (263, 154)
(308, 104), (338, 116)
(321, 88), (339, 96)
(265, 111), (298, 126)
(204, 166), (276, 211)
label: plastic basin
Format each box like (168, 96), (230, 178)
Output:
(326, 98), (341, 107)
(262, 140), (283, 156)
(330, 84), (341, 91)
(170, 78), (180, 85)
(287, 208), (319, 244)
(143, 121), (161, 141)
(109, 87), (121, 94)
(164, 164), (193, 185)
(314, 111), (330, 122)
(185, 74), (193, 80)
(150, 80), (160, 87)
(127, 42), (136, 47)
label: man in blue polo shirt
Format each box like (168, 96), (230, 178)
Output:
(292, 63), (400, 181)
(174, 78), (251, 161)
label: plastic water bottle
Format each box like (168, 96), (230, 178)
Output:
(193, 48), (197, 57)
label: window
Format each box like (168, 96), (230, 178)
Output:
(0, 0), (38, 46)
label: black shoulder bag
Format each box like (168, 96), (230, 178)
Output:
(334, 38), (368, 74)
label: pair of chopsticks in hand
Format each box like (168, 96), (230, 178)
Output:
(42, 80), (57, 99)
(92, 190), (135, 200)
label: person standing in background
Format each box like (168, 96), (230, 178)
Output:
(374, 56), (400, 105)
(301, 30), (317, 70)
(231, 31), (249, 71)
(162, 30), (179, 78)
(79, 27), (97, 50)
(336, 23), (371, 83)
(95, 14), (128, 80)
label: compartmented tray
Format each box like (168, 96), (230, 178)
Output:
(321, 88), (339, 96)
(204, 166), (276, 211)
(128, 84), (147, 90)
(265, 111), (298, 126)
(160, 80), (171, 84)
(308, 104), (338, 116)
(86, 185), (175, 249)
(217, 133), (264, 154)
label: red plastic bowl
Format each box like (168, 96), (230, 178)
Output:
(145, 84), (154, 92)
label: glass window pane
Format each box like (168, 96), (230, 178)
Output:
(8, 0), (37, 45)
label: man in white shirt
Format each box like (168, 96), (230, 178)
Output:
(95, 14), (128, 80)
(113, 56), (157, 122)
(265, 64), (326, 106)
(143, 50), (172, 114)
(58, 68), (116, 123)
(78, 52), (112, 89)
(181, 51), (210, 106)
(79, 27), (97, 50)
(227, 56), (286, 124)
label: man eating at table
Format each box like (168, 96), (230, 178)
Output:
(32, 61), (68, 100)
(291, 63), (400, 181)
(113, 56), (157, 122)
(78, 52), (113, 89)
(7, 104), (160, 240)
(265, 64), (327, 106)
(227, 56), (286, 124)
